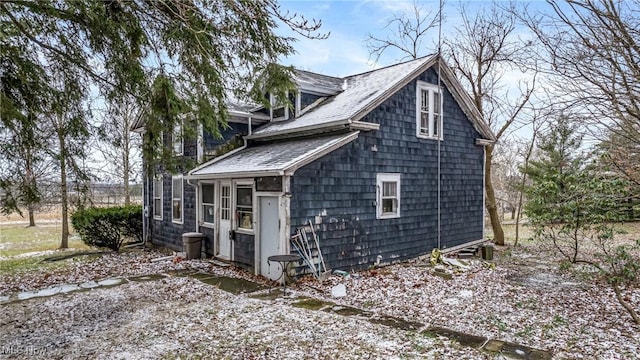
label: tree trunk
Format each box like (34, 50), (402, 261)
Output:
(123, 132), (130, 206)
(58, 124), (69, 249)
(613, 283), (640, 325)
(485, 145), (505, 245)
(25, 144), (37, 227)
(28, 207), (36, 227)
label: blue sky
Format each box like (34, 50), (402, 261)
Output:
(278, 0), (547, 77)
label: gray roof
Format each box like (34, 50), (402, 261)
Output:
(252, 56), (437, 138)
(294, 70), (343, 94)
(189, 132), (359, 178)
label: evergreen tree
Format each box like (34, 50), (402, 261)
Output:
(523, 117), (639, 324)
(1, 0), (324, 246)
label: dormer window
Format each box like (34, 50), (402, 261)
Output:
(269, 91), (297, 121)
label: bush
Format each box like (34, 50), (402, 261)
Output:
(71, 205), (142, 251)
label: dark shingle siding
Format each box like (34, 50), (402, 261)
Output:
(234, 233), (255, 270)
(204, 122), (249, 152)
(148, 176), (197, 251)
(289, 68), (484, 271)
(149, 120), (250, 254)
(200, 226), (216, 256)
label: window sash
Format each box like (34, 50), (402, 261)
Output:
(432, 90), (441, 137)
(173, 121), (183, 155)
(381, 181), (398, 215)
(153, 177), (162, 218)
(236, 186), (253, 230)
(172, 176), (183, 222)
(201, 184), (215, 224)
(377, 174), (401, 219)
(417, 82), (442, 139)
(221, 185), (230, 221)
(382, 198), (398, 214)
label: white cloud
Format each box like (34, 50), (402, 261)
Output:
(281, 32), (373, 76)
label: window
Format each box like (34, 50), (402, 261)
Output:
(416, 81), (442, 139)
(376, 173), (401, 219)
(173, 120), (183, 155)
(201, 183), (215, 225)
(270, 92), (295, 120)
(153, 176), (163, 220)
(172, 175), (183, 223)
(221, 184), (231, 221)
(236, 185), (253, 230)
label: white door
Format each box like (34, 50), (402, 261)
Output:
(218, 183), (232, 260)
(259, 196), (280, 280)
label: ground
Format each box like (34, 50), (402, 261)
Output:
(0, 221), (639, 359)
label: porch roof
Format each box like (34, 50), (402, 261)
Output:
(189, 131), (359, 179)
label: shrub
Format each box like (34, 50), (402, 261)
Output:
(71, 205), (142, 251)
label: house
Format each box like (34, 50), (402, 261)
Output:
(134, 55), (495, 280)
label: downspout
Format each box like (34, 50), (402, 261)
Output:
(135, 171), (149, 248)
(482, 146), (487, 241)
(436, 0), (444, 250)
(186, 177), (199, 233)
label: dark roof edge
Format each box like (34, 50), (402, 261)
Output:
(350, 55), (438, 122)
(437, 59), (496, 141)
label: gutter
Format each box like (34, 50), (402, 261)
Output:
(190, 170), (284, 180)
(245, 119), (351, 140)
(186, 177), (199, 233)
(475, 138), (495, 146)
(188, 131), (360, 180)
(188, 138), (248, 176)
(246, 118), (378, 141)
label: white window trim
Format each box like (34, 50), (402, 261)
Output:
(416, 80), (443, 140)
(295, 90), (301, 118)
(376, 173), (401, 219)
(200, 182), (216, 228)
(270, 92), (292, 121)
(153, 175), (163, 221)
(171, 174), (183, 224)
(173, 118), (184, 156)
(234, 180), (255, 234)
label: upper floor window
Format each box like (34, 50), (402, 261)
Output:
(269, 92), (297, 121)
(376, 173), (401, 219)
(173, 120), (183, 155)
(416, 81), (442, 139)
(172, 175), (183, 224)
(153, 175), (163, 220)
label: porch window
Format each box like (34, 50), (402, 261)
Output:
(172, 175), (183, 223)
(416, 81), (442, 139)
(376, 173), (401, 219)
(201, 183), (215, 225)
(236, 185), (253, 230)
(153, 176), (162, 220)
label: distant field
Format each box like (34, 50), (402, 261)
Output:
(0, 223), (90, 275)
(0, 206), (65, 223)
(489, 221), (640, 248)
(0, 224), (88, 257)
